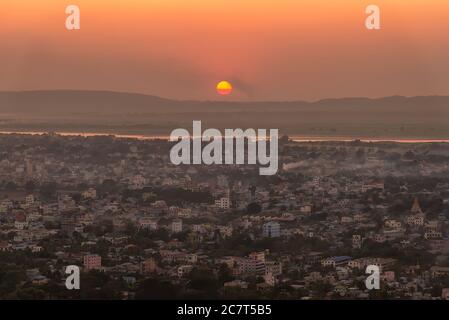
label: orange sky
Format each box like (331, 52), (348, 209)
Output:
(1, 0), (449, 100)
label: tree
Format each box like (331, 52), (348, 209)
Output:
(0, 265), (24, 298)
(17, 287), (47, 300)
(99, 179), (117, 195)
(5, 181), (17, 191)
(40, 182), (57, 200)
(309, 280), (333, 299)
(135, 278), (178, 299)
(186, 268), (220, 298)
(25, 180), (36, 192)
(79, 270), (122, 299)
(218, 264), (234, 284)
(247, 202), (262, 214)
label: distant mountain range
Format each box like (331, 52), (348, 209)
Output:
(0, 90), (449, 138)
(1, 90), (449, 114)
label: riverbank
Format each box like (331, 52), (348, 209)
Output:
(1, 130), (449, 144)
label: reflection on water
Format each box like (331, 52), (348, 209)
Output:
(1, 131), (449, 143)
(290, 137), (449, 143)
(0, 131), (168, 140)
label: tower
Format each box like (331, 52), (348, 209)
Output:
(410, 197), (423, 215)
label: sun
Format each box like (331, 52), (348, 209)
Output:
(216, 80), (232, 96)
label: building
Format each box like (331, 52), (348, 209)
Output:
(171, 219), (183, 233)
(14, 221), (28, 230)
(82, 188), (97, 199)
(442, 288), (449, 300)
(352, 235), (363, 249)
(262, 222), (281, 238)
(84, 254), (102, 270)
(141, 258), (157, 273)
(265, 261), (282, 276)
(410, 197), (423, 214)
(235, 257), (265, 276)
(130, 175), (146, 190)
(348, 258), (396, 271)
(31, 275), (49, 285)
(382, 271), (396, 282)
(321, 256), (352, 268)
(0, 241), (11, 252)
(184, 253), (198, 264)
(249, 251), (266, 263)
(61, 213), (77, 236)
(178, 265), (193, 278)
(299, 205), (312, 214)
(385, 219), (402, 229)
(224, 280), (248, 289)
(263, 272), (276, 286)
(430, 266), (449, 278)
(26, 159), (33, 176)
(362, 180), (384, 192)
(405, 214), (425, 226)
(305, 252), (324, 265)
(312, 176), (321, 188)
(25, 194), (35, 206)
(139, 217), (158, 230)
(215, 197), (231, 210)
(424, 231), (442, 240)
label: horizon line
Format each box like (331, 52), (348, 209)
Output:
(1, 89), (449, 105)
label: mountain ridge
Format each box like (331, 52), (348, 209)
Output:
(1, 90), (449, 115)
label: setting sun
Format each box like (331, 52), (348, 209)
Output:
(216, 81), (232, 96)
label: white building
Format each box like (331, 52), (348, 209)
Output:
(424, 231), (442, 240)
(171, 219), (183, 233)
(178, 265), (193, 278)
(262, 222), (281, 238)
(25, 195), (35, 206)
(405, 215), (425, 227)
(352, 235), (363, 249)
(321, 256), (352, 268)
(14, 220), (28, 230)
(139, 217), (158, 230)
(385, 219), (402, 229)
(215, 197), (230, 210)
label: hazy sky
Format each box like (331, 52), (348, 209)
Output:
(1, 0), (449, 101)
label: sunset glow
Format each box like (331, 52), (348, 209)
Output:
(1, 1), (449, 100)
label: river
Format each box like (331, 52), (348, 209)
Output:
(1, 130), (449, 143)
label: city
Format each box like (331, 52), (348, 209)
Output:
(0, 132), (448, 299)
